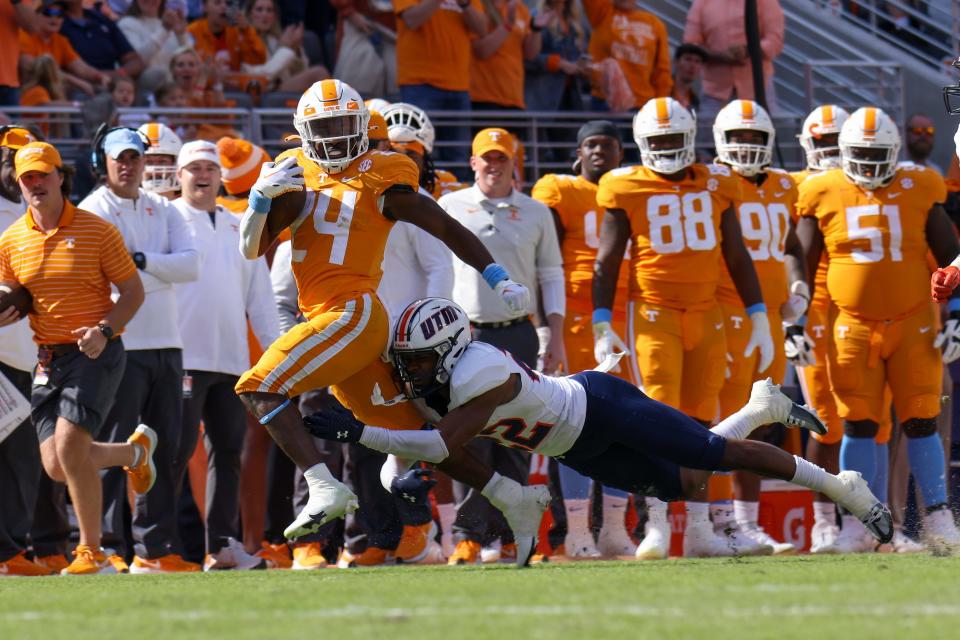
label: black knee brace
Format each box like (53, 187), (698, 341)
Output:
(843, 419), (879, 438)
(902, 417), (938, 439)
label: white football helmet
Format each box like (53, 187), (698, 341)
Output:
(633, 97), (696, 174)
(364, 98), (391, 115)
(382, 102), (436, 154)
(391, 298), (472, 399)
(839, 107), (900, 190)
(137, 122), (182, 193)
(713, 100), (775, 177)
(294, 79), (369, 174)
(798, 105), (850, 171)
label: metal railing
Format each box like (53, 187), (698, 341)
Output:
(802, 60), (905, 122)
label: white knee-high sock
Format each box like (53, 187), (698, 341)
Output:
(712, 408), (763, 441)
(646, 497), (668, 529)
(790, 456), (845, 501)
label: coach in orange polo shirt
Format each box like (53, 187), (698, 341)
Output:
(0, 142), (154, 576)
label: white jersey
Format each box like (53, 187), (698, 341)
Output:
(447, 342), (586, 456)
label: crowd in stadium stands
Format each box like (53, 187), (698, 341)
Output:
(0, 0), (959, 577)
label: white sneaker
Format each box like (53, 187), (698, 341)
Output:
(501, 484), (551, 567)
(833, 471), (893, 543)
(683, 522), (735, 558)
(635, 519), (670, 560)
(480, 541), (501, 564)
(204, 537), (267, 571)
(742, 524), (795, 555)
(721, 524), (774, 556)
(564, 530), (602, 559)
(810, 521), (840, 554)
(744, 378), (827, 435)
(596, 526), (636, 557)
(834, 517), (877, 554)
(922, 508), (960, 556)
(284, 475), (358, 541)
(882, 528), (925, 554)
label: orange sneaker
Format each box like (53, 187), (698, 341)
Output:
(447, 540), (481, 565)
(0, 552), (54, 576)
(107, 554), (129, 573)
(130, 553), (201, 574)
(396, 522), (443, 564)
(125, 424), (158, 495)
(291, 542), (327, 570)
(62, 545), (116, 575)
(257, 542), (292, 569)
(34, 554), (69, 573)
(337, 547), (392, 568)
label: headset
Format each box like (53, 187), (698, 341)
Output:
(90, 123), (151, 176)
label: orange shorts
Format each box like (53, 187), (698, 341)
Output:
(626, 300), (726, 422)
(235, 293), (423, 429)
(827, 304), (942, 426)
(717, 304), (786, 419)
(563, 309), (636, 383)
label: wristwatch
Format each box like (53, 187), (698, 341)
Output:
(132, 251), (147, 270)
(98, 323), (114, 340)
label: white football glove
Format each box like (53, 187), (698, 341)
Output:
(783, 324), (816, 367)
(934, 317), (960, 364)
(779, 281), (810, 325)
(744, 310), (774, 373)
(593, 321), (630, 372)
(494, 278), (530, 315)
(252, 157), (305, 199)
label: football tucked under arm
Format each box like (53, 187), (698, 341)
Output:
(0, 281), (33, 318)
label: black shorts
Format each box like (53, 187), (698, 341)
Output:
(32, 338), (126, 443)
(558, 371), (728, 501)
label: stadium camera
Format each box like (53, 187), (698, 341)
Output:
(943, 57), (960, 115)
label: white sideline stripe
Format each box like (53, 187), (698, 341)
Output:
(280, 293), (372, 394)
(6, 603), (960, 621)
(259, 298), (358, 392)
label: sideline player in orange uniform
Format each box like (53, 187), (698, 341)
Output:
(530, 120), (636, 558)
(233, 79), (547, 565)
(797, 107), (960, 554)
(711, 100), (809, 556)
(381, 102), (466, 201)
(593, 97), (773, 559)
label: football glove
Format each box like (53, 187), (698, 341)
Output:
(931, 266), (960, 303)
(252, 157), (304, 200)
(391, 467), (437, 507)
(744, 310), (774, 373)
(934, 313), (960, 364)
(593, 321), (630, 372)
(779, 281), (810, 324)
(784, 324), (816, 367)
(303, 405), (364, 443)
(494, 278), (530, 315)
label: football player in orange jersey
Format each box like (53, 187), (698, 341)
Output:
(797, 106), (960, 554)
(593, 96), (774, 559)
(711, 100), (810, 556)
(530, 120), (637, 559)
(233, 79), (548, 565)
(381, 102), (466, 200)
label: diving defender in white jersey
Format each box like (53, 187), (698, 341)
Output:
(305, 298), (894, 548)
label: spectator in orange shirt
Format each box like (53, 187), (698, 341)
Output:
(0, 0), (41, 107)
(683, 0), (784, 120)
(670, 43), (706, 113)
(188, 0), (267, 91)
(19, 1), (110, 99)
(19, 56), (72, 139)
(394, 0), (487, 168)
(583, 0), (672, 111)
(469, 0), (544, 111)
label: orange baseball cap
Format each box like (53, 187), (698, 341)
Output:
(368, 111), (388, 142)
(217, 137), (271, 195)
(472, 128), (514, 159)
(14, 142), (62, 179)
(0, 127), (36, 151)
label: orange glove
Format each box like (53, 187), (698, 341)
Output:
(932, 266), (960, 302)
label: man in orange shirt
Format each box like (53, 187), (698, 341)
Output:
(0, 0), (40, 106)
(188, 0), (267, 90)
(0, 141), (153, 575)
(393, 0), (487, 168)
(469, 0), (543, 110)
(583, 0), (672, 111)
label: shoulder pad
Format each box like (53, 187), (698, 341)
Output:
(450, 343), (512, 408)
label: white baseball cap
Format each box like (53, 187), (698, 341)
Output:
(177, 140), (222, 170)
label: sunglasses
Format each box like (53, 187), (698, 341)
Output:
(40, 7), (64, 17)
(908, 126), (935, 136)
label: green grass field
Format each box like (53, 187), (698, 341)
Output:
(3, 554), (960, 640)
